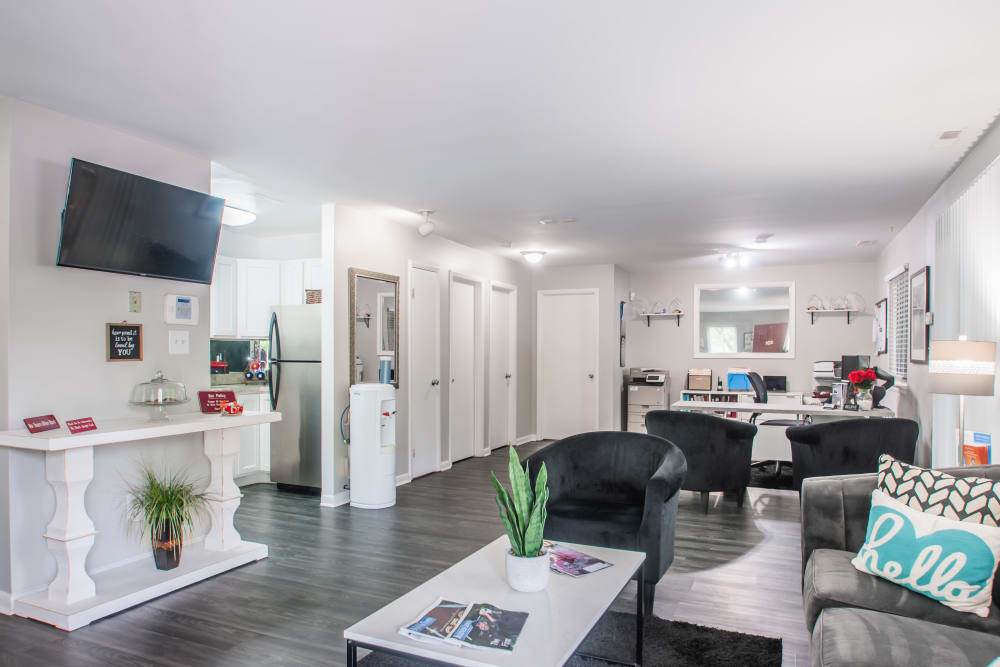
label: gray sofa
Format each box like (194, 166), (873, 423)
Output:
(801, 464), (1000, 666)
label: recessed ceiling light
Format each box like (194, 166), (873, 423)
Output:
(521, 250), (547, 264)
(222, 205), (256, 226)
(539, 218), (555, 225)
(939, 130), (962, 140)
(856, 239), (877, 248)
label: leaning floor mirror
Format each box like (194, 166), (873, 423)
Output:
(349, 268), (400, 387)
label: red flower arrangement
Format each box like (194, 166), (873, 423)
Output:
(848, 368), (877, 391)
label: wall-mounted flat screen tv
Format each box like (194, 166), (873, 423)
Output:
(57, 159), (224, 284)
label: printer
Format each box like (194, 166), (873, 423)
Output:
(624, 368), (670, 433)
(629, 367), (668, 385)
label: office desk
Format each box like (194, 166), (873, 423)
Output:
(670, 400), (894, 462)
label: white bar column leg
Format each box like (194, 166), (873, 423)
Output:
(44, 447), (97, 604)
(203, 427), (243, 551)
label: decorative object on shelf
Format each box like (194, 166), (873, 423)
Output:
(198, 390), (237, 414)
(130, 370), (189, 421)
(66, 417), (97, 433)
(219, 400), (244, 415)
(491, 446), (549, 592)
(106, 322), (143, 361)
(829, 295), (849, 310)
(304, 289), (322, 304)
(23, 414), (60, 434)
(806, 294), (825, 311)
(356, 303), (372, 328)
(910, 266), (931, 363)
(125, 468), (206, 571)
(668, 298), (683, 314)
(874, 298), (888, 354)
(846, 292), (867, 313)
(848, 368), (878, 410)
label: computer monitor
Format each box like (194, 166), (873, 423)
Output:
(763, 375), (787, 392)
(840, 355), (871, 378)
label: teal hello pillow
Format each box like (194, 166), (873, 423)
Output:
(852, 490), (1000, 617)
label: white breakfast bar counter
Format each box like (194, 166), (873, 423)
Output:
(0, 410), (281, 630)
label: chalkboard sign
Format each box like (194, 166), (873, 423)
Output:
(107, 323), (143, 361)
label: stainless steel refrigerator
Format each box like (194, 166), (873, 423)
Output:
(267, 304), (322, 490)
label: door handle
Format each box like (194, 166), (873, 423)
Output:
(588, 373), (595, 379)
(431, 379), (440, 386)
(505, 373), (512, 379)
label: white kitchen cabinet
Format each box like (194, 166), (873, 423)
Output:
(210, 255), (238, 337)
(280, 260), (305, 305)
(237, 259), (282, 338)
(237, 393), (261, 475)
(259, 393), (271, 472)
(304, 258), (324, 292)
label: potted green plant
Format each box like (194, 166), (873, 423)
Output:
(490, 446), (549, 592)
(126, 468), (206, 571)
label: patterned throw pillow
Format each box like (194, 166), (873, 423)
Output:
(852, 490), (1000, 616)
(877, 454), (1000, 526)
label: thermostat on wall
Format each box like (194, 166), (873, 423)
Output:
(163, 294), (199, 325)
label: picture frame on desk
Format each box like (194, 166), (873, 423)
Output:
(910, 267), (930, 363)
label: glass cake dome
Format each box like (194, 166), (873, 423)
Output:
(130, 370), (189, 421)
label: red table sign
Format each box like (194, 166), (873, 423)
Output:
(24, 415), (60, 434)
(66, 417), (97, 434)
(198, 390), (237, 414)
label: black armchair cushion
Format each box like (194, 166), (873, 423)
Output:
(786, 418), (918, 491)
(525, 431), (687, 586)
(644, 410), (755, 493)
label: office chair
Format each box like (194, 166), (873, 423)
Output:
(746, 372), (809, 427)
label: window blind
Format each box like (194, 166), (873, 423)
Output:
(889, 269), (909, 382)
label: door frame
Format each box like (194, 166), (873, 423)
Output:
(489, 280), (518, 451)
(406, 260), (442, 480)
(536, 288), (600, 439)
(448, 271), (487, 464)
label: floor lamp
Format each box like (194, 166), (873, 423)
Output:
(929, 339), (996, 464)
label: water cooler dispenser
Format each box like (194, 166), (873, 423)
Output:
(349, 383), (397, 509)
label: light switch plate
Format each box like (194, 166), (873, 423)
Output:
(168, 330), (190, 355)
(129, 291), (142, 313)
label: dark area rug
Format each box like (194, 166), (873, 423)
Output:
(748, 462), (794, 490)
(359, 611), (783, 667)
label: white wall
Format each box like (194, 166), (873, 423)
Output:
(628, 262), (877, 401)
(218, 228), (321, 260)
(875, 118), (1000, 467)
(332, 205), (533, 503)
(0, 98), (12, 603)
(0, 99), (213, 599)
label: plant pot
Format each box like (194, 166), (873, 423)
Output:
(151, 528), (182, 571)
(505, 548), (549, 592)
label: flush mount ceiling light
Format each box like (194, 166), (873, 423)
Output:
(417, 209), (435, 237)
(539, 218), (576, 226)
(521, 250), (547, 264)
(718, 252), (748, 269)
(221, 205), (256, 226)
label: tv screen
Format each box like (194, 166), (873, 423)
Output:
(57, 159), (224, 284)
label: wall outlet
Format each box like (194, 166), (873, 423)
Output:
(129, 291), (142, 313)
(168, 330), (190, 355)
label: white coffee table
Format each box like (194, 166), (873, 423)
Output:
(344, 536), (647, 666)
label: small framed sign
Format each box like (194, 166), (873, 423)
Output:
(24, 415), (60, 434)
(198, 390), (237, 414)
(107, 323), (143, 361)
(66, 417), (97, 434)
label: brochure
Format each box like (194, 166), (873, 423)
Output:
(547, 542), (613, 577)
(399, 599), (527, 652)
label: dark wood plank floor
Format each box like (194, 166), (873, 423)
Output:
(0, 443), (809, 666)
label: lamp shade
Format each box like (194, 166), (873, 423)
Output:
(928, 340), (996, 396)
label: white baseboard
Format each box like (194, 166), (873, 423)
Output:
(395, 473), (412, 486)
(438, 461), (452, 472)
(514, 434), (538, 446)
(0, 590), (11, 616)
(235, 471), (272, 487)
(320, 490), (350, 508)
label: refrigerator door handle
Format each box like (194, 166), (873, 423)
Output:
(268, 361), (280, 411)
(268, 311), (281, 362)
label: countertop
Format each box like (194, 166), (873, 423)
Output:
(207, 383), (269, 396)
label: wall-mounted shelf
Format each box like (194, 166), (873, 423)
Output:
(355, 315), (371, 328)
(639, 312), (684, 327)
(806, 309), (858, 325)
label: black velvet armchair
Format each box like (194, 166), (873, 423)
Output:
(644, 410), (757, 512)
(526, 431), (687, 613)
(785, 417), (918, 491)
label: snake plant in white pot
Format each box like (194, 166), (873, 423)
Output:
(491, 446), (549, 592)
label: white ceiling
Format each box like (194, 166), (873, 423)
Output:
(2, 1), (1000, 270)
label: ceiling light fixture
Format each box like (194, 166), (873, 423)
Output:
(221, 205), (256, 227)
(417, 209), (435, 237)
(856, 239), (877, 248)
(521, 250), (547, 264)
(939, 130), (962, 141)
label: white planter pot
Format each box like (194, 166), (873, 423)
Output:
(505, 548), (550, 592)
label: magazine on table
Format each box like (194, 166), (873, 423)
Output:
(546, 541), (613, 577)
(399, 598), (528, 652)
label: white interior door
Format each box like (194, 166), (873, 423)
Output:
(489, 283), (516, 449)
(449, 273), (483, 462)
(409, 265), (441, 478)
(537, 289), (599, 440)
